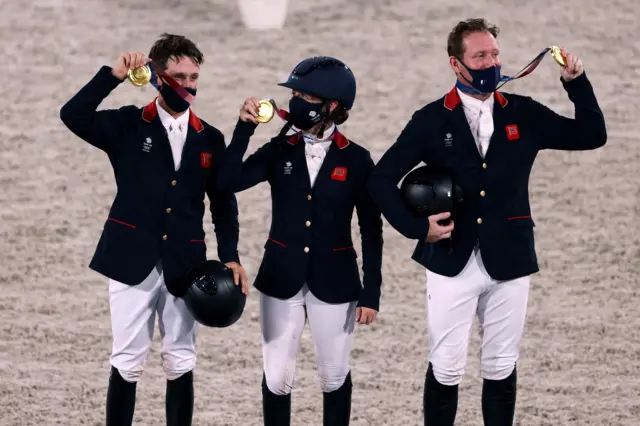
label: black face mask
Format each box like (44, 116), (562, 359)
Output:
(288, 96), (324, 131)
(160, 85), (197, 113)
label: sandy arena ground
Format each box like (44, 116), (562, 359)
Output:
(1, 0), (639, 424)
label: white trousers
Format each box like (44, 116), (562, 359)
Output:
(426, 249), (530, 386)
(260, 284), (357, 395)
(108, 262), (197, 382)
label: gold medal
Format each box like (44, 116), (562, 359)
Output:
(256, 99), (276, 123)
(549, 46), (567, 67)
(127, 65), (152, 86)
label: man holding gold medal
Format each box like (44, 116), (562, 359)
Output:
(367, 18), (607, 426)
(60, 33), (247, 426)
(216, 56), (384, 426)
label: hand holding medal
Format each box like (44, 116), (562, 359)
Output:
(111, 52), (151, 82)
(550, 46), (584, 82)
(239, 97), (279, 124)
(122, 55), (195, 106)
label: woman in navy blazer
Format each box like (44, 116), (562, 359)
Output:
(217, 56), (383, 426)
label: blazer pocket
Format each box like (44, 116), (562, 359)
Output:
(265, 238), (287, 248)
(107, 217), (136, 229)
(505, 216), (536, 249)
(332, 246), (357, 258)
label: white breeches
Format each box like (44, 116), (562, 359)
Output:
(260, 284), (357, 395)
(108, 262), (197, 382)
(426, 249), (530, 386)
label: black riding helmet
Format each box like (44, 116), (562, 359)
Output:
(278, 56), (356, 110)
(277, 56), (356, 138)
(400, 165), (465, 218)
(181, 260), (246, 328)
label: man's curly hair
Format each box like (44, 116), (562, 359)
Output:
(148, 33), (204, 68)
(447, 18), (500, 58)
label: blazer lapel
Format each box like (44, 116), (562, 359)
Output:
(311, 129), (350, 194)
(289, 135), (312, 191)
(176, 108), (208, 172)
(312, 142), (340, 194)
(141, 101), (176, 171)
(443, 86), (483, 161)
(288, 129), (349, 195)
(141, 102), (210, 172)
(485, 91), (510, 161)
(442, 86), (512, 162)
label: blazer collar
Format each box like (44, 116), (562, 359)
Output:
(141, 98), (204, 133)
(286, 129), (350, 149)
(443, 85), (508, 111)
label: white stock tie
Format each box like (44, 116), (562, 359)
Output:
(167, 123), (185, 171)
(476, 105), (494, 157)
(305, 143), (327, 161)
(305, 142), (329, 187)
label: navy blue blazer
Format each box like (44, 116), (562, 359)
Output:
(367, 73), (607, 281)
(59, 66), (240, 296)
(217, 120), (384, 310)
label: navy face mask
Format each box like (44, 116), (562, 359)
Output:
(455, 57), (502, 94)
(288, 96), (324, 131)
(160, 85), (197, 113)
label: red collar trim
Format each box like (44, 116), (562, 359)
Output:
(332, 130), (349, 149)
(141, 99), (204, 133)
(443, 86), (508, 110)
(286, 129), (350, 149)
(494, 91), (508, 107)
(287, 133), (302, 145)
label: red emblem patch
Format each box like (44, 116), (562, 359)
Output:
(200, 152), (213, 168)
(331, 166), (347, 181)
(505, 124), (520, 141)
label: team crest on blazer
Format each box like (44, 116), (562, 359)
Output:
(284, 161), (293, 175)
(200, 152), (213, 168)
(142, 137), (152, 153)
(331, 166), (347, 181)
(444, 132), (453, 147)
(505, 124), (520, 141)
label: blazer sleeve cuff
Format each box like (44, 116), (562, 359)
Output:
(357, 286), (381, 311)
(233, 119), (259, 139)
(407, 220), (431, 242)
(560, 71), (592, 96)
(96, 65), (126, 90)
(218, 249), (240, 265)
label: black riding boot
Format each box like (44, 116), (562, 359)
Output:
(323, 371), (353, 426)
(423, 363), (459, 426)
(482, 366), (518, 426)
(106, 366), (137, 426)
(262, 373), (291, 426)
(166, 371), (194, 426)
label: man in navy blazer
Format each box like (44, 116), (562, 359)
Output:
(59, 33), (246, 426)
(367, 19), (606, 426)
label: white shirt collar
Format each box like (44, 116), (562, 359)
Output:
(302, 123), (336, 143)
(456, 88), (494, 113)
(156, 99), (190, 132)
